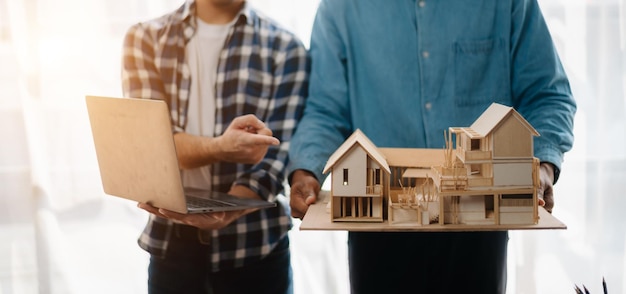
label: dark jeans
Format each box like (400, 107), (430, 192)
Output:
(148, 224), (293, 294)
(348, 231), (508, 294)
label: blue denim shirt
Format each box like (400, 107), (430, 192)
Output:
(288, 0), (576, 183)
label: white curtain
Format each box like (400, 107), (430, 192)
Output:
(509, 0), (626, 293)
(0, 0), (624, 293)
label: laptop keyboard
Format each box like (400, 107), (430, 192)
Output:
(187, 196), (236, 208)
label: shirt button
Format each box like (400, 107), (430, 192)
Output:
(419, 1), (426, 7)
(425, 102), (432, 110)
(422, 51), (430, 58)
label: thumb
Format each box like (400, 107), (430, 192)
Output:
(305, 193), (317, 205)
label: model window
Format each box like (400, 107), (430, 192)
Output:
(375, 168), (381, 185)
(471, 138), (480, 150)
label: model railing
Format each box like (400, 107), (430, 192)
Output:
(431, 166), (468, 191)
(457, 149), (492, 162)
(366, 184), (382, 195)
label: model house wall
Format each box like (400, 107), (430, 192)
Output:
(323, 130), (389, 222)
(493, 163), (534, 186)
(331, 146), (368, 196)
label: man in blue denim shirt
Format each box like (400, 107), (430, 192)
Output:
(288, 0), (576, 293)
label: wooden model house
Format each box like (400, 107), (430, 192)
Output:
(322, 130), (390, 222)
(323, 103), (542, 227)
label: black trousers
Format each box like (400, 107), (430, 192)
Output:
(148, 224), (292, 294)
(348, 231), (508, 294)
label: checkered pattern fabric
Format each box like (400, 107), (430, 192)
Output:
(122, 1), (309, 271)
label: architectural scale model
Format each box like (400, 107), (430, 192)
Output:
(322, 103), (541, 227)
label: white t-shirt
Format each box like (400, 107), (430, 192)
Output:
(181, 17), (235, 189)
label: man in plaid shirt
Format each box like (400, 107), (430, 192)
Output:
(121, 1), (309, 293)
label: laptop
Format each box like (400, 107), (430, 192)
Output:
(85, 95), (276, 214)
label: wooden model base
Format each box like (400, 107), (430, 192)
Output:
(299, 191), (567, 232)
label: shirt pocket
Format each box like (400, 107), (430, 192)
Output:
(454, 38), (510, 106)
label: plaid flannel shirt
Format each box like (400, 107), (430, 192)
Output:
(121, 1), (309, 272)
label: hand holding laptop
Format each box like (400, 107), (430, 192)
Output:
(138, 185), (263, 230)
(142, 116), (279, 228)
(86, 96), (277, 215)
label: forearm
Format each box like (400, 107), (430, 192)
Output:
(511, 0), (576, 173)
(287, 3), (352, 183)
(174, 132), (220, 169)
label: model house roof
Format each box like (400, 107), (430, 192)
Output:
(463, 103), (539, 138)
(379, 148), (449, 168)
(323, 129), (391, 174)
